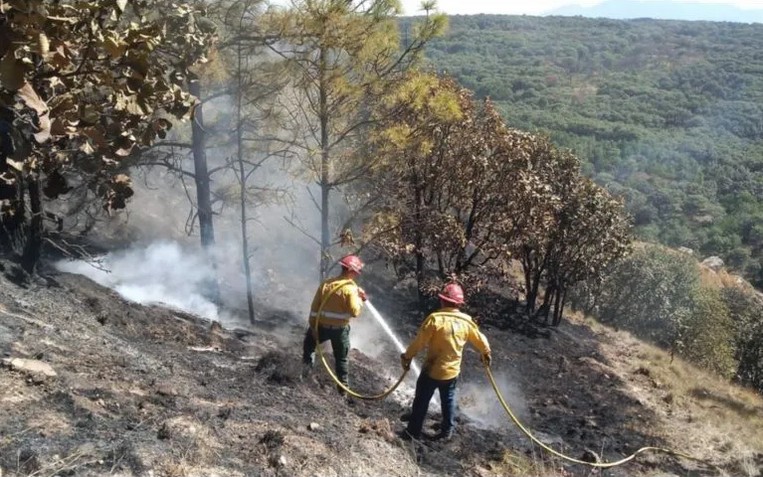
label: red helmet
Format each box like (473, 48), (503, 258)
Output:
(438, 283), (465, 306)
(339, 254), (364, 274)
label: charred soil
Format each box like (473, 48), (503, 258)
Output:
(0, 267), (760, 477)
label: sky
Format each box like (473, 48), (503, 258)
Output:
(398, 0), (763, 16)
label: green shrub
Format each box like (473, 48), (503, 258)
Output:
(723, 286), (763, 391)
(681, 287), (737, 378)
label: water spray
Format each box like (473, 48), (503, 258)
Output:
(366, 301), (421, 377)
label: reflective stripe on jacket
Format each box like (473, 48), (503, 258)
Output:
(308, 277), (363, 328)
(403, 308), (490, 381)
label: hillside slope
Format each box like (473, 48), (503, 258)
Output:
(0, 267), (761, 476)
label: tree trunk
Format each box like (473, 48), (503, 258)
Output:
(552, 288), (566, 326)
(319, 46), (331, 281)
(526, 251), (550, 315)
(189, 78), (220, 304)
(21, 176), (42, 274)
(415, 249), (426, 313)
(522, 248), (546, 314)
(189, 79), (215, 250)
(236, 39), (255, 324)
(412, 165), (426, 312)
(522, 255), (532, 312)
(536, 282), (555, 324)
(0, 173), (25, 255)
(0, 111), (25, 255)
(527, 270), (542, 314)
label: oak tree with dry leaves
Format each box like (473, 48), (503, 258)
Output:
(0, 0), (213, 271)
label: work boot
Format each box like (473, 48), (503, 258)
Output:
(300, 362), (313, 381)
(431, 429), (454, 441)
(397, 429), (419, 441)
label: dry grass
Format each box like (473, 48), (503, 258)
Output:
(8, 448), (100, 477)
(538, 294), (762, 475)
(153, 417), (223, 477)
(698, 266), (754, 291)
(490, 450), (538, 476)
(486, 449), (571, 477)
(595, 328), (763, 474)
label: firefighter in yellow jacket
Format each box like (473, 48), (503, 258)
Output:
(399, 283), (491, 441)
(302, 255), (367, 392)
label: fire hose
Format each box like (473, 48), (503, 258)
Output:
(312, 282), (719, 471)
(483, 365), (719, 470)
(312, 280), (409, 400)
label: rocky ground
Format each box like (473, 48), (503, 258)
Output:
(0, 263), (761, 477)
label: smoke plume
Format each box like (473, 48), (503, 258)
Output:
(459, 370), (529, 430)
(55, 241), (230, 324)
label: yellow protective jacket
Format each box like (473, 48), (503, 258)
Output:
(308, 277), (363, 328)
(403, 308), (490, 381)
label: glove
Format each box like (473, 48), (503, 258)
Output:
(482, 353), (492, 367)
(358, 288), (368, 302)
(400, 353), (411, 371)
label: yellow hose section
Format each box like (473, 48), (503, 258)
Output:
(313, 280), (409, 400)
(484, 365), (714, 468)
(435, 313), (715, 469)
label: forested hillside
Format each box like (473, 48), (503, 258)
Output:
(411, 15), (763, 286)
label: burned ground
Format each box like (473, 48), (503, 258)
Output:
(0, 267), (760, 477)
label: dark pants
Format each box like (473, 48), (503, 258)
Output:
(302, 325), (351, 387)
(405, 372), (458, 437)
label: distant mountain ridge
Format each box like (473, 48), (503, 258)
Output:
(548, 0), (763, 23)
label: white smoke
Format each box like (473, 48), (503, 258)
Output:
(459, 370), (528, 431)
(55, 241), (232, 325)
(89, 161), (324, 326)
(350, 314), (388, 357)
